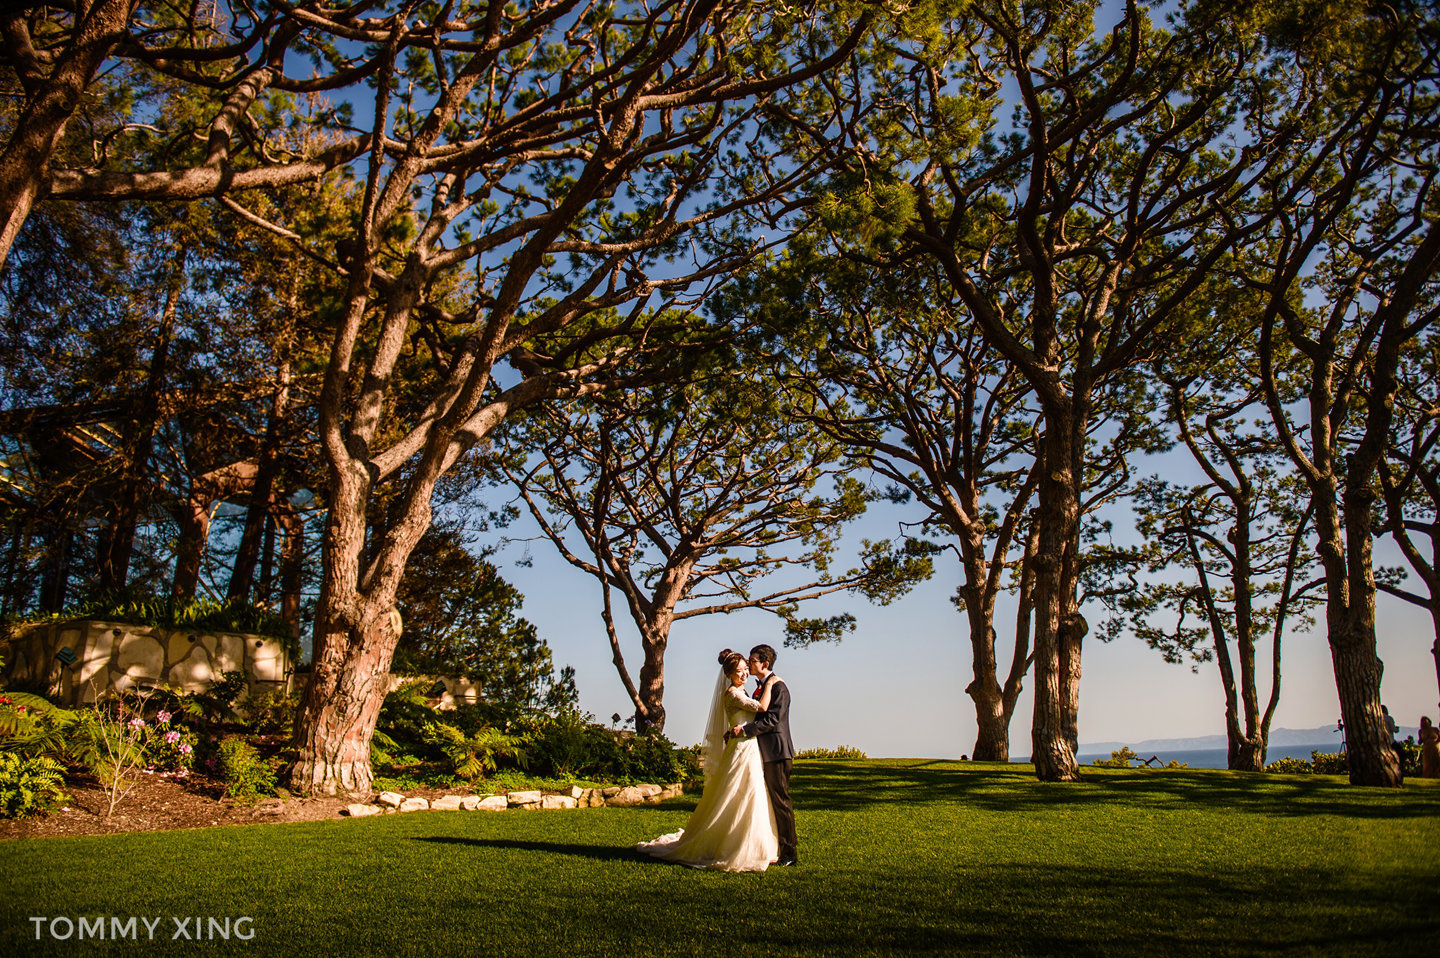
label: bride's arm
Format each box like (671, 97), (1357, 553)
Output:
(726, 686), (763, 713)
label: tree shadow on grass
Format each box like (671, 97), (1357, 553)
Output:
(759, 860), (1438, 957)
(792, 760), (1440, 819)
(409, 835), (640, 862)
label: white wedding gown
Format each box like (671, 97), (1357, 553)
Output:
(637, 684), (779, 872)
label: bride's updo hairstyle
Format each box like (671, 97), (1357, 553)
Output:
(718, 649), (745, 675)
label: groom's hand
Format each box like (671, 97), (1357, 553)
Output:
(729, 725), (744, 739)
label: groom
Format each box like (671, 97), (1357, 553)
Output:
(730, 644), (797, 867)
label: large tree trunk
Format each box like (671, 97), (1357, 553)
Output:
(1233, 508), (1268, 771)
(966, 622), (1009, 761)
(227, 453), (278, 602)
(959, 510), (1025, 761)
(1228, 732), (1266, 772)
(0, 524), (23, 617)
(1030, 411), (1083, 781)
(631, 572), (688, 735)
(1330, 625), (1398, 786)
(1058, 610), (1086, 757)
(1432, 606), (1440, 710)
(963, 545), (1008, 759)
(277, 512), (304, 639)
(1310, 473), (1401, 786)
(38, 523), (70, 613)
(0, 0), (139, 268)
(290, 609), (400, 797)
(170, 497), (211, 600)
(634, 623), (669, 735)
(290, 330), (450, 797)
(289, 456), (418, 796)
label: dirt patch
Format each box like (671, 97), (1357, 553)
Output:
(0, 772), (477, 841)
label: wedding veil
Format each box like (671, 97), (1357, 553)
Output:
(701, 668), (731, 784)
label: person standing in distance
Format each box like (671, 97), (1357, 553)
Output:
(728, 644), (797, 866)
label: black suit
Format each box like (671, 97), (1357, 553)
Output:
(742, 677), (796, 862)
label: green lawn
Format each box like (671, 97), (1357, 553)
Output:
(2, 760), (1437, 957)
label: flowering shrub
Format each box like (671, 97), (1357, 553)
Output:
(72, 697), (152, 817)
(142, 719), (197, 774)
(1265, 756), (1313, 774)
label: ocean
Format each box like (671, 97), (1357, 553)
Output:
(1075, 742), (1344, 770)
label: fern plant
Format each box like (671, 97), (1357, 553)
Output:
(0, 752), (69, 818)
(0, 692), (81, 760)
(421, 722), (527, 781)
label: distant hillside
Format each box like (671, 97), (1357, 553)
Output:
(1079, 723), (1416, 754)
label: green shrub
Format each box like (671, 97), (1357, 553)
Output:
(524, 709), (604, 776)
(237, 689), (298, 734)
(193, 671), (249, 724)
(0, 752), (69, 818)
(515, 712), (687, 783)
(1397, 741), (1421, 775)
(797, 745), (868, 760)
(371, 765), (463, 792)
(1093, 747), (1139, 768)
(216, 737), (277, 805)
(1265, 756), (1313, 774)
(1311, 751), (1349, 775)
(622, 730), (687, 783)
(376, 683), (449, 760)
(370, 729), (421, 768)
(674, 744), (703, 784)
(370, 687), (686, 784)
(420, 721), (527, 780)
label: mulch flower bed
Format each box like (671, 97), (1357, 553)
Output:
(0, 770), (444, 841)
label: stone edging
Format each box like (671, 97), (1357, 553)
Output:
(341, 782), (685, 817)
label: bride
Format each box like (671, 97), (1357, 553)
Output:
(636, 648), (779, 872)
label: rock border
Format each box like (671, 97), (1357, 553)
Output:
(341, 782), (684, 818)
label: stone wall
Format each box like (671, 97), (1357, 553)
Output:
(342, 782), (686, 817)
(3, 619), (293, 705)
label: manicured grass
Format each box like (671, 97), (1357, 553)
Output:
(2, 760), (1437, 956)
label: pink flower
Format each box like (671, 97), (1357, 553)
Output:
(128, 717), (146, 729)
(156, 710), (172, 724)
(15, 705), (26, 713)
(179, 743), (193, 755)
(164, 730), (180, 744)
